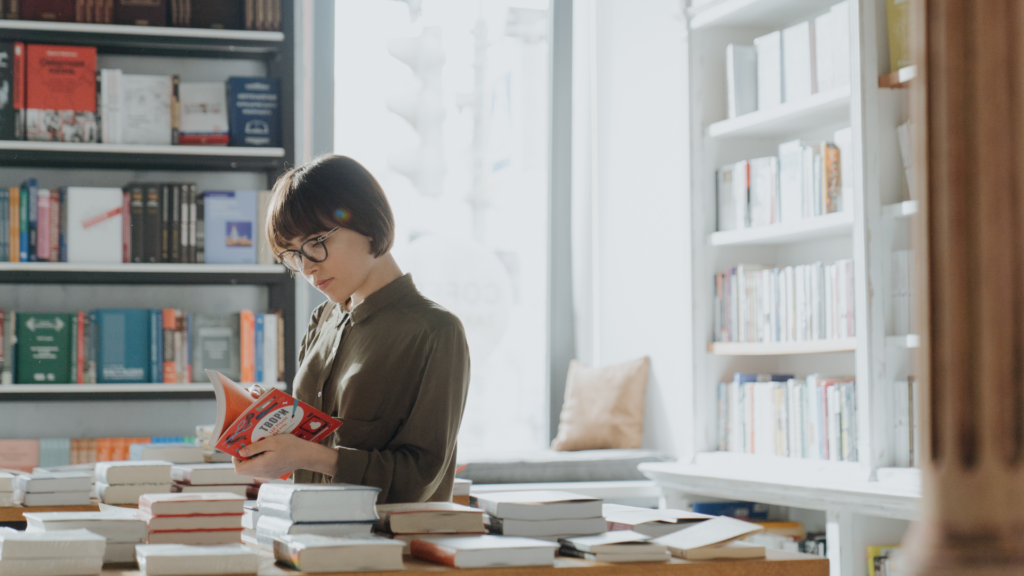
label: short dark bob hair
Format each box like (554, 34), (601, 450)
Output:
(266, 155), (395, 258)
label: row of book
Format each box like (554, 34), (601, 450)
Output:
(715, 129), (852, 232)
(713, 260), (856, 344)
(0, 185), (274, 265)
(0, 43), (280, 145)
(724, 1), (850, 119)
(0, 0), (283, 31)
(0, 308), (284, 385)
(891, 249), (916, 336)
(0, 437), (199, 473)
(716, 373), (858, 462)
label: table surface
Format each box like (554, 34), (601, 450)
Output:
(102, 548), (827, 576)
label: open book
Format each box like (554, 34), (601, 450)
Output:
(206, 370), (341, 460)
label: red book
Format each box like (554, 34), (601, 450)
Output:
(207, 370), (340, 461)
(25, 44), (98, 142)
(76, 311), (85, 384)
(239, 310), (254, 383)
(121, 191), (131, 263)
(21, 0), (77, 21)
(162, 308), (176, 383)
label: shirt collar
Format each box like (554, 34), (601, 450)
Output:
(345, 273), (417, 325)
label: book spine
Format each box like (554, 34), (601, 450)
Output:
(188, 184), (196, 263)
(170, 184), (180, 263)
(69, 314), (77, 384)
(240, 310), (254, 383)
(121, 190), (130, 262)
(58, 188), (67, 262)
(88, 312), (97, 383)
(409, 541), (457, 567)
(0, 189), (6, 262)
(76, 311), (85, 384)
(195, 190), (204, 263)
(162, 308), (175, 383)
(149, 309), (159, 384)
(17, 185), (26, 261)
(27, 183), (36, 261)
(129, 185), (144, 263)
(185, 311), (192, 383)
(9, 188), (18, 263)
(49, 188), (59, 262)
(171, 74), (180, 144)
(35, 187), (48, 261)
(254, 314), (263, 383)
(275, 309), (284, 381)
(175, 309), (185, 383)
(179, 184), (188, 264)
(160, 184), (170, 262)
(144, 185), (161, 263)
(12, 42), (22, 140)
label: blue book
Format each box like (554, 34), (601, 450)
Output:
(733, 373), (794, 384)
(255, 313), (264, 383)
(94, 309), (151, 383)
(150, 309), (162, 384)
(202, 191), (257, 264)
(26, 179), (37, 262)
(227, 77), (281, 147)
(690, 501), (769, 520)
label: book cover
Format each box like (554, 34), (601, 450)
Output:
(886, 0), (910, 72)
(25, 44), (98, 142)
(254, 314), (263, 383)
(240, 310), (254, 383)
(208, 370), (341, 460)
(27, 181), (36, 261)
(753, 31), (782, 110)
(12, 42), (23, 140)
(57, 187), (66, 262)
(113, 0), (165, 26)
(0, 42), (17, 140)
(66, 187), (123, 264)
(179, 185), (189, 263)
(21, 0), (77, 21)
(8, 187), (19, 263)
(127, 183), (144, 263)
(195, 191), (205, 263)
(190, 314), (240, 382)
(187, 184), (197, 263)
(162, 308), (176, 383)
(36, 188), (49, 261)
(18, 183), (28, 261)
(144, 183), (161, 262)
(94, 309), (150, 383)
(121, 190), (131, 262)
(190, 0), (244, 29)
(261, 313), (277, 385)
(178, 82), (229, 145)
(16, 313), (72, 384)
(782, 21), (815, 102)
(227, 77), (280, 147)
(170, 183), (181, 263)
(121, 74), (173, 145)
(203, 191), (257, 264)
(725, 44), (756, 118)
(99, 68), (123, 144)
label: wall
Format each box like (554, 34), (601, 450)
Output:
(574, 0), (692, 458)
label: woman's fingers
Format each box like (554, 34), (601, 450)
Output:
(248, 384), (264, 399)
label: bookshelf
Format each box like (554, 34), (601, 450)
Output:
(0, 1), (299, 419)
(645, 0), (917, 574)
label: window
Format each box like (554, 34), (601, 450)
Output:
(335, 0), (552, 453)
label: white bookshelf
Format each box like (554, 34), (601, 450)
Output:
(0, 141), (285, 157)
(0, 263), (285, 274)
(647, 1), (917, 574)
(0, 383), (286, 393)
(0, 19), (285, 42)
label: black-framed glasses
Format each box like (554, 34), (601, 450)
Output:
(276, 227), (342, 272)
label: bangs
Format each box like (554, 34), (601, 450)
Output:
(266, 168), (341, 255)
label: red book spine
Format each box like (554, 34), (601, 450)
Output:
(240, 310), (254, 383)
(163, 308), (176, 384)
(12, 43), (23, 122)
(121, 191), (130, 263)
(410, 540), (457, 567)
(76, 311), (85, 384)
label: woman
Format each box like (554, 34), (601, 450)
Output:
(233, 155), (471, 504)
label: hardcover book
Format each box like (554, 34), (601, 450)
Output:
(0, 42), (17, 139)
(227, 77), (280, 147)
(178, 82), (229, 145)
(121, 74), (174, 145)
(273, 535), (404, 573)
(66, 187), (123, 264)
(208, 370), (341, 461)
(191, 314), (241, 382)
(189, 0), (244, 29)
(20, 0), (77, 21)
(16, 313), (72, 384)
(94, 309), (150, 383)
(203, 190), (257, 264)
(113, 0), (165, 26)
(25, 44), (98, 142)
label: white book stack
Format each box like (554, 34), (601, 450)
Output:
(241, 501), (259, 546)
(30, 465), (96, 500)
(725, 44), (757, 119)
(13, 473), (92, 507)
(274, 535), (405, 573)
(653, 516), (766, 560)
(255, 484), (381, 551)
(129, 444), (203, 465)
(473, 491), (605, 540)
(559, 530), (670, 563)
(94, 461), (173, 506)
(139, 493), (246, 546)
(0, 528), (106, 576)
(0, 473), (13, 507)
(24, 505), (148, 564)
(135, 544), (257, 576)
(193, 426), (231, 464)
(411, 535), (558, 568)
(170, 464), (255, 498)
(375, 503), (486, 554)
(602, 504), (712, 538)
(754, 31), (783, 110)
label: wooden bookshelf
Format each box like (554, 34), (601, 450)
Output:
(708, 211), (853, 247)
(707, 339), (857, 356)
(708, 85), (851, 139)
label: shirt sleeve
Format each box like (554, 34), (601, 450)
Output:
(328, 320), (471, 502)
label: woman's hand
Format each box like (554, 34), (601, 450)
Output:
(246, 384), (265, 399)
(232, 434), (340, 479)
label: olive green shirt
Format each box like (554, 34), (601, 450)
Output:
(291, 274), (470, 503)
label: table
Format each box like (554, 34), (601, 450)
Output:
(0, 503), (138, 523)
(101, 548), (827, 576)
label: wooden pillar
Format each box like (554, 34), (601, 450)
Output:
(905, 1), (1024, 573)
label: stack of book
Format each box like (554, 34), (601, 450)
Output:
(24, 505), (148, 564)
(13, 471), (91, 506)
(241, 501), (259, 546)
(194, 425), (232, 464)
(374, 503), (486, 554)
(255, 484), (381, 550)
(603, 504), (711, 537)
(30, 463), (97, 499)
(130, 443), (204, 464)
(139, 493), (246, 545)
(274, 535), (406, 573)
(472, 491), (605, 540)
(0, 472), (12, 506)
(452, 478), (472, 506)
(135, 544), (258, 576)
(171, 463), (255, 497)
(654, 516), (766, 560)
(559, 531), (670, 563)
(95, 460), (173, 505)
(0, 528), (105, 575)
(411, 535), (559, 568)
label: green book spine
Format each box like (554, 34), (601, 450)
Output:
(16, 313), (73, 384)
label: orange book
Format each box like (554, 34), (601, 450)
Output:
(96, 438), (112, 462)
(240, 310), (255, 383)
(0, 440), (39, 472)
(163, 308), (177, 383)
